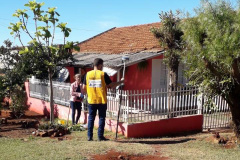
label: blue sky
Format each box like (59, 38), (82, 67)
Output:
(0, 0), (237, 46)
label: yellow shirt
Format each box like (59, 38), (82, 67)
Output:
(86, 70), (107, 104)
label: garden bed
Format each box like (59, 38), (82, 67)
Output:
(0, 110), (44, 138)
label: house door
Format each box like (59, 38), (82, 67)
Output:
(152, 59), (168, 89)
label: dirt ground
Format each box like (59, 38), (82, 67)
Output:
(0, 110), (44, 138)
(0, 110), (237, 160)
(92, 150), (168, 160)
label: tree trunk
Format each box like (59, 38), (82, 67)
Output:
(168, 65), (178, 118)
(227, 95), (240, 141)
(48, 67), (54, 124)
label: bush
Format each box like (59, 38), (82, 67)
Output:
(68, 124), (86, 132)
(38, 123), (66, 131)
(0, 75), (6, 110)
(9, 85), (28, 118)
(0, 76), (5, 101)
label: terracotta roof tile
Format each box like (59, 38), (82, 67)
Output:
(75, 22), (163, 54)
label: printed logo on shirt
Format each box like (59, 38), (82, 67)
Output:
(89, 79), (102, 88)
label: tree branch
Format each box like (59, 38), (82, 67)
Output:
(46, 22), (49, 47)
(51, 20), (56, 46)
(21, 15), (34, 40)
(34, 15), (42, 44)
(17, 33), (24, 48)
(231, 58), (240, 84)
(63, 35), (66, 47)
(203, 57), (222, 79)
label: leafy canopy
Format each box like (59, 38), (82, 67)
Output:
(181, 0), (240, 98)
(151, 10), (184, 68)
(8, 0), (79, 79)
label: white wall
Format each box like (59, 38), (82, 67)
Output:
(152, 59), (187, 89)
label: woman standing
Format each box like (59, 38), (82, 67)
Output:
(70, 74), (84, 125)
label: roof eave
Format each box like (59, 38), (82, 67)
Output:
(116, 50), (165, 67)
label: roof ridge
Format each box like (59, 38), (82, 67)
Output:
(78, 27), (116, 44)
(116, 22), (160, 29)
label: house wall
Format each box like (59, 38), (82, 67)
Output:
(124, 54), (164, 90)
(66, 67), (75, 83)
(66, 54), (164, 89)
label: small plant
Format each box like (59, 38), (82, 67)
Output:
(36, 122), (70, 137)
(68, 124), (86, 132)
(9, 85), (29, 118)
(38, 123), (66, 131)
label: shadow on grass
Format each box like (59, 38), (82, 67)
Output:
(115, 131), (200, 145)
(117, 138), (195, 145)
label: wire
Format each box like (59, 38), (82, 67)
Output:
(0, 17), (102, 32)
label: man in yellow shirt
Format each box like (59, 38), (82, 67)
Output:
(83, 58), (124, 141)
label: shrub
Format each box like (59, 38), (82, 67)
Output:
(9, 85), (28, 118)
(38, 123), (66, 131)
(68, 124), (86, 132)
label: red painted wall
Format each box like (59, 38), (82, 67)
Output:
(126, 115), (203, 138)
(66, 67), (75, 83)
(67, 54), (163, 90)
(25, 81), (126, 135)
(124, 55), (163, 90)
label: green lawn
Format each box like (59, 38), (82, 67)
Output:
(0, 130), (154, 160)
(160, 133), (240, 160)
(0, 129), (239, 160)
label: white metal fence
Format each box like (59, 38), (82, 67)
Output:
(203, 96), (231, 129)
(29, 77), (71, 106)
(106, 87), (201, 123)
(28, 77), (231, 128)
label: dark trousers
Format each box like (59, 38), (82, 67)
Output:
(70, 101), (82, 125)
(87, 104), (107, 138)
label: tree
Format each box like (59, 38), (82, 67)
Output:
(151, 11), (184, 117)
(0, 39), (50, 116)
(181, 0), (240, 139)
(0, 40), (37, 87)
(9, 0), (79, 123)
(0, 40), (29, 115)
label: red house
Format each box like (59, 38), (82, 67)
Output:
(26, 22), (202, 138)
(66, 22), (187, 90)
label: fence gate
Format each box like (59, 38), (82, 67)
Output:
(203, 96), (232, 130)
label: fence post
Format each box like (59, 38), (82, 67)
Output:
(126, 90), (129, 122)
(197, 90), (203, 115)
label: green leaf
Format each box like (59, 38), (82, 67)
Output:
(23, 13), (29, 19)
(37, 26), (43, 30)
(19, 47), (29, 54)
(55, 12), (60, 16)
(64, 31), (69, 37)
(12, 13), (20, 17)
(73, 45), (80, 51)
(45, 30), (52, 38)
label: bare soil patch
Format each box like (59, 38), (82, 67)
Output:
(0, 110), (44, 138)
(92, 150), (168, 160)
(205, 130), (237, 149)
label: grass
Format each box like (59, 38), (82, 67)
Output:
(1, 127), (240, 160)
(0, 129), (154, 160)
(160, 133), (240, 160)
